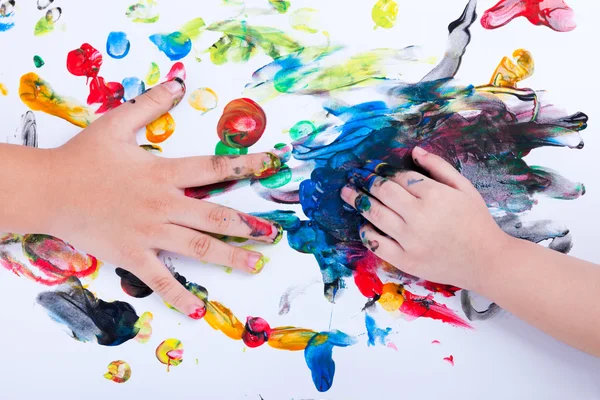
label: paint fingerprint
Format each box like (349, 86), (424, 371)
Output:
(19, 73), (94, 128)
(104, 361), (131, 383)
(217, 98), (267, 148)
(33, 55), (45, 68)
(481, 0), (576, 32)
(0, 0), (16, 32)
(146, 112), (175, 143)
(149, 18), (205, 61)
(122, 77), (145, 101)
(372, 0), (398, 29)
(0, 82), (7, 95)
(188, 88), (218, 114)
(146, 62), (160, 85)
(156, 339), (183, 371)
(19, 111), (38, 148)
(305, 331), (357, 392)
(88, 77), (125, 113)
(34, 7), (61, 36)
(126, 0), (159, 23)
(37, 277), (142, 346)
(107, 32), (131, 59)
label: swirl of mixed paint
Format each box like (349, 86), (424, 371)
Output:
(217, 98), (267, 148)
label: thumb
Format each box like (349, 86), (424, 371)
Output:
(412, 146), (475, 193)
(135, 256), (206, 320)
(98, 78), (186, 140)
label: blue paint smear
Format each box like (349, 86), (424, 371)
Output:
(0, 8), (15, 32)
(149, 31), (191, 61)
(121, 77), (145, 101)
(106, 31), (131, 59)
(365, 313), (392, 347)
(304, 330), (356, 392)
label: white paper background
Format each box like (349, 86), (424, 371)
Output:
(0, 0), (599, 399)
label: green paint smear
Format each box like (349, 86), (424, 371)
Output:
(289, 120), (316, 140)
(356, 195), (372, 212)
(126, 0), (160, 23)
(146, 62), (160, 86)
(180, 17), (206, 40)
(207, 21), (301, 65)
(33, 55), (45, 68)
(34, 15), (55, 36)
(215, 141), (249, 156)
(260, 165), (292, 189)
(269, 0), (291, 14)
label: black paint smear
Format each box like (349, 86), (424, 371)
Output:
(115, 267), (189, 298)
(37, 277), (141, 346)
(20, 111), (38, 148)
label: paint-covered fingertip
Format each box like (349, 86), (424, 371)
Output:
(188, 305), (206, 320)
(271, 222), (284, 245)
(255, 152), (281, 179)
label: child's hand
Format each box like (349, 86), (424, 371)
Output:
(341, 147), (512, 292)
(43, 79), (282, 319)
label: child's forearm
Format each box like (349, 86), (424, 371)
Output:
(482, 238), (600, 356)
(0, 144), (55, 234)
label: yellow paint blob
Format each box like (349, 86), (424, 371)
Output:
(204, 301), (245, 340)
(372, 0), (399, 29)
(103, 361), (132, 383)
(0, 83), (7, 96)
(146, 62), (160, 86)
(155, 338), (184, 371)
(146, 112), (176, 143)
(378, 282), (405, 311)
(19, 73), (94, 128)
(188, 88), (218, 114)
(268, 327), (317, 351)
(490, 49), (534, 88)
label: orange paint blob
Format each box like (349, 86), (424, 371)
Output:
(204, 301), (245, 340)
(267, 327), (317, 351)
(146, 112), (176, 143)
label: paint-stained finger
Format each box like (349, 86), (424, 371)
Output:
(366, 176), (419, 220)
(167, 152), (281, 188)
(388, 169), (437, 199)
(412, 147), (476, 194)
(168, 198), (283, 244)
(156, 225), (267, 274)
(133, 255), (206, 320)
(358, 223), (406, 262)
(340, 185), (406, 240)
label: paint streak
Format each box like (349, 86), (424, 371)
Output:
(365, 313), (392, 347)
(107, 31), (131, 59)
(278, 279), (319, 315)
(443, 355), (455, 366)
(0, 0), (16, 32)
(188, 88), (218, 114)
(305, 331), (357, 392)
(18, 111), (38, 148)
(372, 0), (399, 29)
(34, 7), (61, 36)
(19, 72), (94, 128)
(37, 277), (142, 346)
(418, 281), (461, 297)
(122, 77), (145, 101)
(239, 214), (282, 242)
(0, 82), (7, 95)
(149, 18), (205, 61)
(146, 112), (176, 143)
(481, 0), (576, 32)
(104, 361), (132, 383)
(407, 178), (424, 186)
(217, 98), (267, 148)
(126, 0), (159, 23)
(146, 62), (160, 85)
(33, 55), (45, 68)
(156, 339), (183, 371)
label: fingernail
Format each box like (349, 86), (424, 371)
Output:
(248, 253), (266, 274)
(340, 185), (354, 200)
(255, 153), (281, 178)
(165, 78), (186, 100)
(413, 146), (428, 156)
(355, 193), (372, 212)
(188, 305), (206, 320)
(272, 222), (284, 245)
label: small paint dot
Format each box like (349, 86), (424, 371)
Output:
(33, 55), (45, 68)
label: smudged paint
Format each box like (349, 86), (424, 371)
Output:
(259, 165), (292, 189)
(88, 77), (125, 113)
(106, 31), (131, 59)
(289, 120), (316, 141)
(37, 277), (142, 346)
(19, 72), (94, 128)
(289, 8), (321, 33)
(156, 339), (183, 371)
(432, 340), (440, 344)
(134, 312), (153, 343)
(372, 0), (398, 29)
(365, 313), (392, 347)
(34, 7), (61, 36)
(443, 355), (455, 366)
(140, 144), (163, 153)
(269, 0), (291, 13)
(239, 214), (282, 242)
(146, 112), (176, 143)
(67, 43), (103, 81)
(33, 55), (45, 68)
(165, 62), (186, 81)
(37, 0), (53, 10)
(188, 88), (218, 114)
(0, 0), (16, 32)
(217, 98), (267, 148)
(0, 82), (7, 95)
(215, 141), (248, 156)
(122, 77), (145, 101)
(417, 281), (460, 297)
(103, 361), (132, 383)
(305, 331), (357, 392)
(243, 317), (271, 348)
(146, 62), (160, 85)
(481, 0), (576, 32)
(18, 111), (38, 148)
(490, 49), (534, 88)
(126, 0), (159, 23)
(149, 18), (205, 61)
(278, 279), (319, 315)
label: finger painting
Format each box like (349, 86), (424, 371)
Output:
(0, 0), (598, 399)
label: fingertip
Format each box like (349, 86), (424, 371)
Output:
(254, 152), (281, 179)
(188, 303), (206, 320)
(247, 252), (267, 274)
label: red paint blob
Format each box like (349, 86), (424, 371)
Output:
(239, 214), (276, 239)
(242, 316), (271, 348)
(188, 306), (206, 320)
(165, 62), (186, 81)
(66, 43), (103, 81)
(401, 290), (473, 329)
(217, 98), (267, 148)
(481, 0), (576, 32)
(443, 355), (454, 366)
(418, 281), (461, 298)
(88, 77), (124, 113)
(353, 253), (383, 299)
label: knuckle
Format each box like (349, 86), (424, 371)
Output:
(228, 248), (242, 267)
(150, 275), (175, 295)
(189, 234), (211, 259)
(210, 156), (231, 178)
(207, 206), (232, 230)
(144, 196), (172, 214)
(118, 244), (144, 265)
(151, 159), (177, 183)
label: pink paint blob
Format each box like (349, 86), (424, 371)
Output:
(443, 355), (455, 366)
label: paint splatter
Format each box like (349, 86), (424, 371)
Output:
(481, 0), (576, 32)
(156, 339), (184, 371)
(103, 361), (132, 383)
(443, 355), (455, 366)
(149, 18), (205, 61)
(37, 277), (143, 346)
(365, 313), (392, 347)
(107, 32), (131, 59)
(34, 7), (61, 36)
(0, 0), (16, 32)
(19, 73), (94, 127)
(33, 55), (45, 68)
(146, 112), (176, 143)
(146, 62), (160, 85)
(372, 0), (398, 29)
(269, 0), (291, 14)
(0, 82), (7, 95)
(126, 0), (159, 23)
(122, 77), (146, 101)
(217, 98), (267, 148)
(188, 88), (218, 114)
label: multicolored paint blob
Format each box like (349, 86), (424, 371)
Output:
(149, 18), (205, 61)
(155, 339), (183, 371)
(372, 0), (399, 29)
(481, 0), (576, 32)
(269, 0), (291, 14)
(145, 62), (160, 85)
(106, 31), (131, 59)
(34, 7), (62, 36)
(146, 112), (176, 143)
(0, 0), (16, 32)
(490, 48), (534, 88)
(19, 72), (94, 128)
(104, 361), (132, 383)
(134, 312), (153, 343)
(126, 0), (159, 23)
(217, 98), (267, 148)
(188, 88), (218, 114)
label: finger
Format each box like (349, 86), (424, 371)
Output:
(133, 255), (206, 320)
(168, 198), (283, 243)
(388, 169), (437, 199)
(363, 176), (419, 219)
(167, 152), (281, 188)
(156, 225), (267, 274)
(412, 147), (475, 193)
(359, 222), (406, 263)
(340, 184), (407, 239)
(97, 79), (186, 139)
